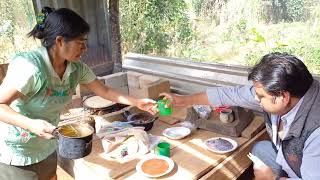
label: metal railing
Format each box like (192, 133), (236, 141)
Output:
(123, 53), (320, 94)
(123, 53), (252, 94)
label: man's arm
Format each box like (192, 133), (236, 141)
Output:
(163, 92), (211, 107)
(162, 85), (261, 111)
(294, 127), (320, 180)
(206, 85), (261, 111)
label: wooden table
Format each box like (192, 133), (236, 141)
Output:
(59, 115), (268, 180)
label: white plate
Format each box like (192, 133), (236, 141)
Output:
(204, 137), (238, 154)
(136, 155), (174, 178)
(162, 127), (191, 140)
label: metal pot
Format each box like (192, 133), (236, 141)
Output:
(122, 111), (157, 131)
(53, 123), (94, 159)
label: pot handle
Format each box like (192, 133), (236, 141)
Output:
(85, 139), (93, 148)
(52, 127), (59, 139)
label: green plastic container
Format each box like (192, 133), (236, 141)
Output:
(157, 99), (172, 116)
(155, 142), (170, 157)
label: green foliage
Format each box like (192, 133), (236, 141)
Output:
(120, 0), (194, 55)
(191, 0), (227, 25)
(272, 39), (320, 74)
(119, 0), (320, 74)
(184, 0), (320, 74)
(0, 0), (38, 64)
(243, 22), (320, 74)
(250, 28), (266, 43)
(236, 18), (247, 34)
(261, 0), (306, 23)
(285, 0), (306, 22)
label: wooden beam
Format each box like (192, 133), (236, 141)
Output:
(0, 63), (8, 84)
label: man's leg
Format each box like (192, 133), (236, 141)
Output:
(251, 140), (285, 176)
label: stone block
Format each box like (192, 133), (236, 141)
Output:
(128, 79), (170, 100)
(129, 87), (148, 99)
(100, 72), (128, 87)
(127, 71), (142, 88)
(116, 85), (129, 95)
(196, 107), (254, 137)
(139, 75), (160, 88)
(147, 80), (170, 99)
(75, 72), (170, 101)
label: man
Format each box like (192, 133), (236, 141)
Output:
(161, 53), (320, 180)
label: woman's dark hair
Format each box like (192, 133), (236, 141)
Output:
(248, 52), (313, 97)
(28, 7), (90, 48)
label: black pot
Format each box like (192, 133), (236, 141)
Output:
(53, 123), (94, 159)
(122, 111), (157, 131)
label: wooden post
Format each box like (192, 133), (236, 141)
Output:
(0, 63), (9, 84)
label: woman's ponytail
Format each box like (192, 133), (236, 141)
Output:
(28, 7), (55, 39)
(28, 7), (89, 49)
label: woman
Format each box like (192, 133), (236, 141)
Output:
(0, 7), (156, 180)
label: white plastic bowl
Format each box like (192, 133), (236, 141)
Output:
(162, 127), (191, 140)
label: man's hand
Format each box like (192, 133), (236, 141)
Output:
(159, 92), (186, 107)
(26, 119), (56, 139)
(254, 165), (277, 180)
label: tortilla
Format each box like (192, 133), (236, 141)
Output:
(83, 96), (114, 109)
(141, 158), (169, 176)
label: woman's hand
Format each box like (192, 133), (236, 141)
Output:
(27, 119), (56, 139)
(135, 98), (157, 115)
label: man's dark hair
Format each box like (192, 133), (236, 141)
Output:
(28, 7), (90, 48)
(248, 52), (313, 97)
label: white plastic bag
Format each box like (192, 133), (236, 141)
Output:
(193, 105), (212, 119)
